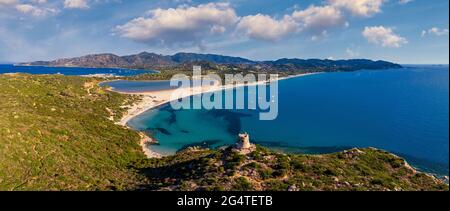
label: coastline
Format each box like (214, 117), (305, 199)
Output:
(6, 64), (159, 78)
(110, 72), (321, 158)
(116, 72), (321, 126)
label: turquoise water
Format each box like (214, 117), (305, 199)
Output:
(0, 64), (156, 76)
(128, 66), (449, 176)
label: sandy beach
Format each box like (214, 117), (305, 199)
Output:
(111, 72), (320, 158)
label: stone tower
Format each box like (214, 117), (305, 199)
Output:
(237, 132), (251, 150)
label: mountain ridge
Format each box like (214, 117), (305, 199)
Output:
(20, 52), (403, 72)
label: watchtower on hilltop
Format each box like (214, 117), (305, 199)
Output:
(234, 132), (255, 154)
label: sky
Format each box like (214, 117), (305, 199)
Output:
(0, 0), (448, 64)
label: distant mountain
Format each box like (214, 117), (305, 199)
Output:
(20, 53), (157, 69)
(20, 52), (402, 72)
(121, 52), (175, 69)
(264, 59), (402, 72)
(171, 52), (255, 64)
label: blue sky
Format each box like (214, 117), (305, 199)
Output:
(0, 0), (448, 64)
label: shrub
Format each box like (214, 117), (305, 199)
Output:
(258, 168), (274, 180)
(232, 177), (253, 191)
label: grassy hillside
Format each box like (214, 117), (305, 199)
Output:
(0, 74), (447, 191)
(133, 147), (448, 191)
(0, 74), (145, 190)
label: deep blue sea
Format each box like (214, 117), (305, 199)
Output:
(0, 64), (155, 76)
(126, 66), (449, 176)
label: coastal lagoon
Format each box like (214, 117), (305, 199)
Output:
(127, 66), (449, 176)
(102, 79), (204, 93)
(0, 64), (156, 76)
(101, 80), (178, 92)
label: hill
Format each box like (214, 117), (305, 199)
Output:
(134, 147), (448, 191)
(0, 73), (145, 190)
(20, 52), (402, 72)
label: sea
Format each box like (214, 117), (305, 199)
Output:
(122, 65), (449, 176)
(0, 64), (156, 76)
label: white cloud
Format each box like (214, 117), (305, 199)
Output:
(292, 5), (345, 32)
(115, 3), (239, 47)
(16, 4), (38, 14)
(0, 0), (58, 18)
(399, 0), (413, 5)
(116, 1), (387, 45)
(422, 27), (449, 37)
(363, 26), (408, 47)
(15, 3), (58, 17)
(237, 14), (298, 41)
(236, 0), (385, 42)
(0, 0), (17, 6)
(64, 0), (89, 9)
(1, 0), (48, 7)
(329, 0), (385, 17)
(237, 5), (345, 41)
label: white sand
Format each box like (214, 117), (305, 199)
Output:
(112, 72), (320, 158)
(139, 135), (164, 159)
